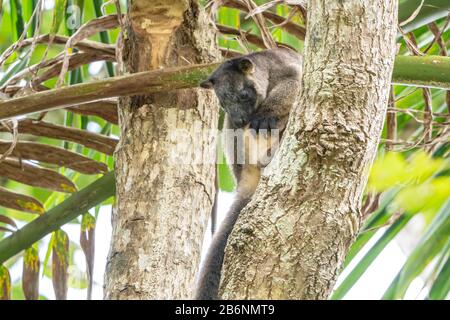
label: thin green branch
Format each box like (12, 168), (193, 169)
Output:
(393, 55), (450, 90)
(0, 171), (115, 264)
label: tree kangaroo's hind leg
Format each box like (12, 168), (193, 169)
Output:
(194, 164), (260, 300)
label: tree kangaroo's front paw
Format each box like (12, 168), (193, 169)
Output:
(249, 116), (279, 136)
(250, 116), (278, 133)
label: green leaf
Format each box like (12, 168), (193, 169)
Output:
(368, 153), (409, 192)
(93, 0), (114, 77)
(427, 250), (450, 300)
(10, 0), (24, 41)
(343, 188), (399, 268)
(80, 213), (95, 299)
(332, 214), (412, 300)
(398, 0), (450, 33)
(217, 146), (235, 192)
(395, 177), (450, 216)
(383, 199), (450, 299)
(0, 53), (29, 86)
(406, 151), (445, 184)
(22, 0), (38, 37)
(50, 0), (68, 36)
(42, 232), (54, 278)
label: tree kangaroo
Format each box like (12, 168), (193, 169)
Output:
(196, 48), (302, 299)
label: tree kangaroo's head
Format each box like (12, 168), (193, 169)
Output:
(200, 57), (266, 128)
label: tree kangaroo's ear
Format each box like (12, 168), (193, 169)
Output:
(200, 79), (214, 89)
(238, 58), (254, 74)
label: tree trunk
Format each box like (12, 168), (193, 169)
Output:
(219, 0), (398, 299)
(104, 0), (220, 299)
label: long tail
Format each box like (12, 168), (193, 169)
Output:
(194, 196), (250, 300)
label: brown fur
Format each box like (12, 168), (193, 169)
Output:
(195, 49), (302, 299)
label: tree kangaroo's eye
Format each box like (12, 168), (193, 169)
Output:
(239, 90), (251, 101)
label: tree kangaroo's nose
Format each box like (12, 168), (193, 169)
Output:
(232, 117), (245, 127)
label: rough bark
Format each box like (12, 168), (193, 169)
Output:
(104, 0), (220, 299)
(219, 0), (398, 299)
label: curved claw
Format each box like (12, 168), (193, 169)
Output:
(249, 116), (279, 137)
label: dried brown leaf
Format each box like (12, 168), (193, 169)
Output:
(242, 0), (276, 49)
(0, 158), (77, 193)
(0, 140), (108, 174)
(58, 14), (122, 87)
(216, 24), (296, 51)
(1, 35), (116, 90)
(245, 0), (284, 18)
(0, 226), (14, 233)
(0, 119), (18, 164)
(1, 119), (118, 155)
(66, 100), (119, 125)
(52, 229), (69, 300)
(0, 214), (17, 229)
(399, 0), (425, 27)
(13, 34), (116, 56)
(2, 86), (118, 125)
(0, 187), (45, 214)
(424, 17), (449, 55)
(67, 14), (122, 48)
(2, 53), (62, 89)
(23, 245), (40, 300)
(220, 48), (242, 58)
(222, 0), (305, 39)
(35, 51), (115, 86)
(80, 213), (96, 300)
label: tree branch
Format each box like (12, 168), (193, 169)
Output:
(0, 171), (115, 264)
(393, 55), (450, 90)
(0, 56), (449, 121)
(0, 63), (219, 121)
